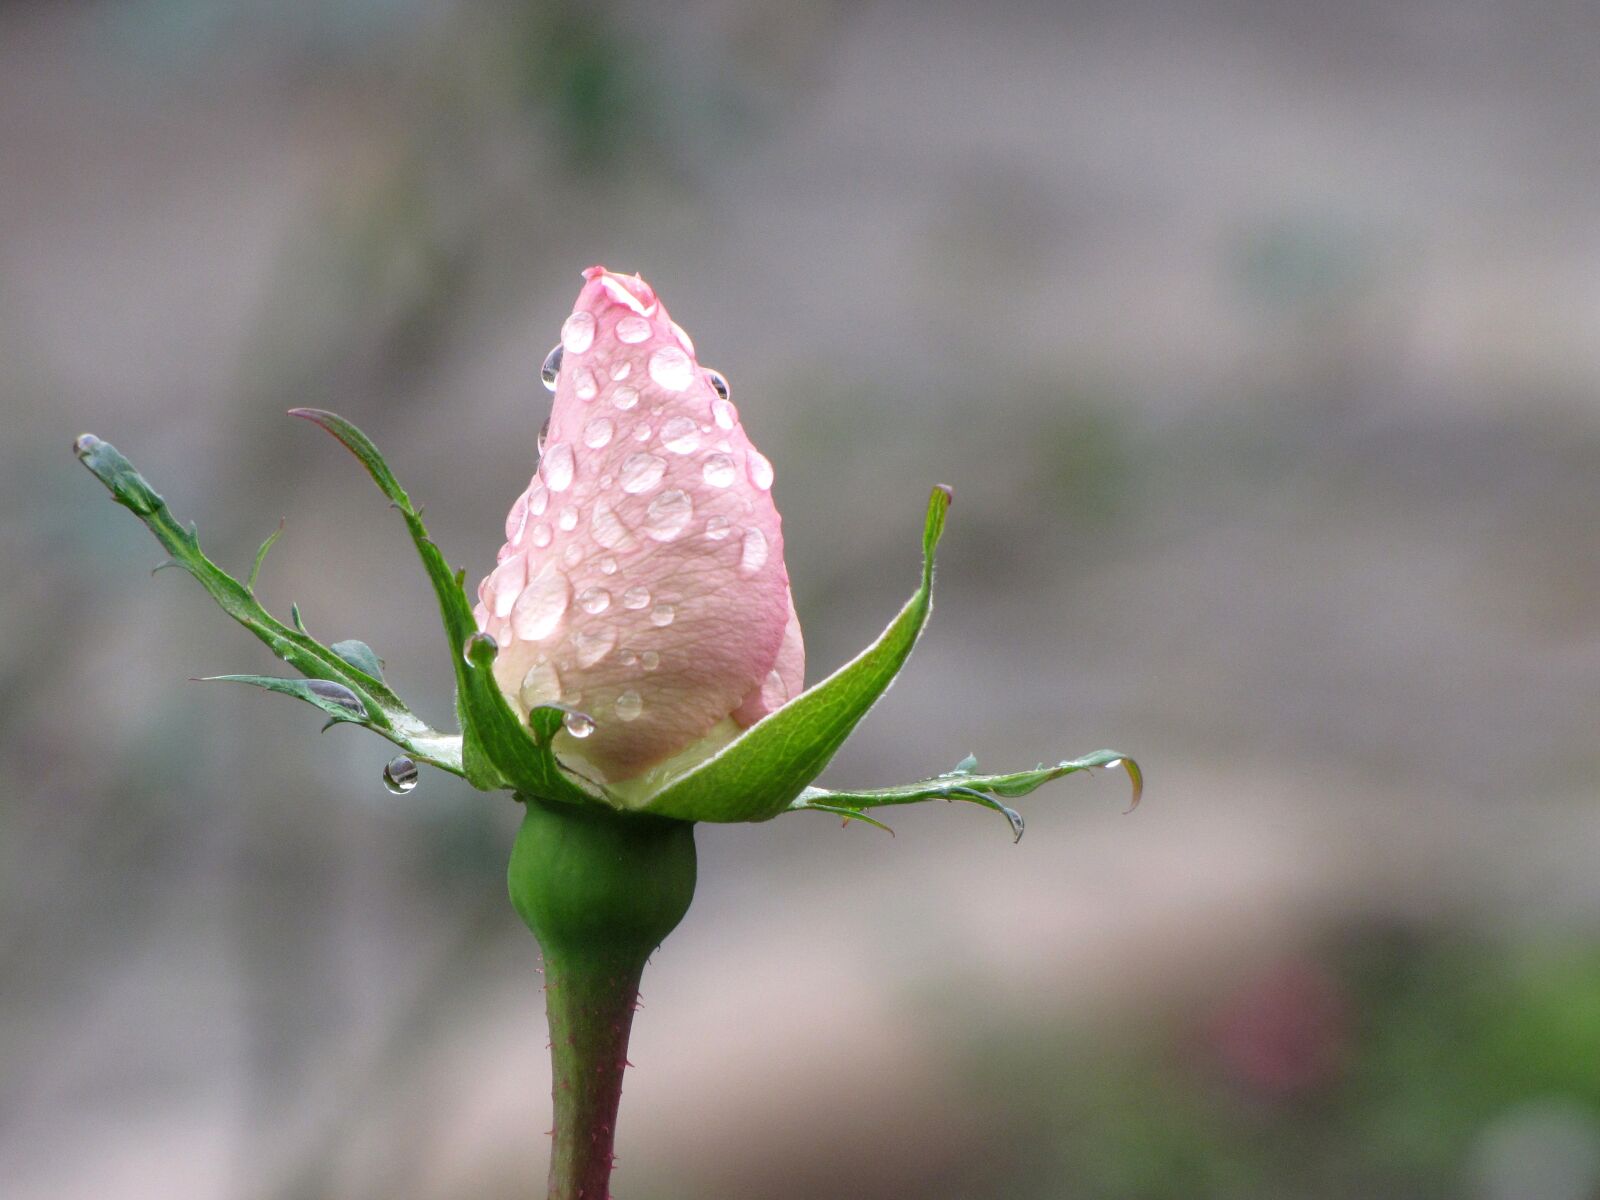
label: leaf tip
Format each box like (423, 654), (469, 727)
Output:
(73, 433), (102, 460)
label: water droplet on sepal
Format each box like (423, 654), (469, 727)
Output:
(463, 630), (499, 665)
(382, 755), (419, 794)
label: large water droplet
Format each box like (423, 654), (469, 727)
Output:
(648, 346), (693, 391)
(620, 452), (666, 494)
(574, 626), (616, 668)
(583, 417), (614, 448)
(558, 506), (578, 532)
(704, 515), (733, 540)
(643, 490), (694, 541)
(616, 315), (651, 343)
(562, 710), (595, 739)
(462, 630), (499, 665)
(612, 385), (640, 411)
(561, 310), (596, 354)
(489, 555), (528, 618)
(701, 453), (736, 488)
(308, 679), (369, 717)
(590, 498), (635, 550)
(640, 650), (660, 671)
(382, 755), (419, 794)
(574, 370), (597, 401)
(706, 369), (730, 401)
(540, 344), (563, 390)
(650, 603), (676, 628)
(520, 659), (562, 708)
(511, 564), (570, 641)
(577, 586), (611, 614)
(541, 443), (575, 491)
(615, 690), (643, 721)
(747, 449), (774, 490)
(622, 585), (651, 610)
(739, 527), (769, 575)
(711, 397), (737, 430)
(660, 416), (700, 454)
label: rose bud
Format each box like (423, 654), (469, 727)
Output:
(473, 266), (804, 792)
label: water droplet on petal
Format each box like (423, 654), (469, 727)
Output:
(577, 586), (611, 614)
(563, 543), (583, 567)
(611, 360), (631, 380)
(505, 493), (530, 542)
(382, 755), (419, 794)
(640, 650), (660, 671)
(707, 370), (730, 401)
(615, 690), (643, 721)
(542, 442), (575, 491)
(590, 498), (635, 550)
(648, 346), (693, 391)
(622, 585), (651, 610)
(739, 527), (769, 575)
(574, 626), (616, 668)
(599, 556), (617, 575)
(538, 418), (550, 455)
(575, 370), (598, 401)
(633, 423), (652, 441)
(527, 483), (549, 516)
(612, 385), (639, 411)
(561, 310), (596, 354)
(541, 344), (563, 390)
(649, 603), (675, 627)
(584, 417), (614, 448)
(643, 490), (694, 541)
(462, 630), (499, 665)
(558, 506), (578, 532)
(660, 416), (700, 454)
(747, 449), (774, 490)
(562, 710), (595, 739)
(704, 515), (733, 540)
(489, 555), (528, 618)
(712, 397), (737, 430)
(531, 523), (552, 548)
(619, 452), (666, 494)
(618, 649), (638, 667)
(701, 453), (736, 487)
(616, 315), (651, 344)
(671, 320), (695, 355)
(519, 660), (562, 708)
(511, 565), (570, 641)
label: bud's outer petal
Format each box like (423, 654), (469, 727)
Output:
(477, 268), (802, 782)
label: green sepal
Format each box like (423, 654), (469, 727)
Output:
(638, 486), (952, 823)
(291, 410), (601, 806)
(789, 749), (1143, 840)
(199, 674), (373, 727)
(73, 434), (465, 777)
(330, 639), (384, 679)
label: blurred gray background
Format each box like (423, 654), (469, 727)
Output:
(5, 2), (1599, 1197)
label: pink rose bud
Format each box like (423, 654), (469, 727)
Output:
(474, 267), (804, 785)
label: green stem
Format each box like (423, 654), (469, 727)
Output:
(508, 798), (697, 1200)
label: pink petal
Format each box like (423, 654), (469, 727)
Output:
(478, 266), (803, 782)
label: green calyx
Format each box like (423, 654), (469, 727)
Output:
(508, 798), (696, 963)
(74, 414), (1141, 835)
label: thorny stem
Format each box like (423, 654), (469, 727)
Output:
(508, 798), (697, 1200)
(543, 946), (647, 1199)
